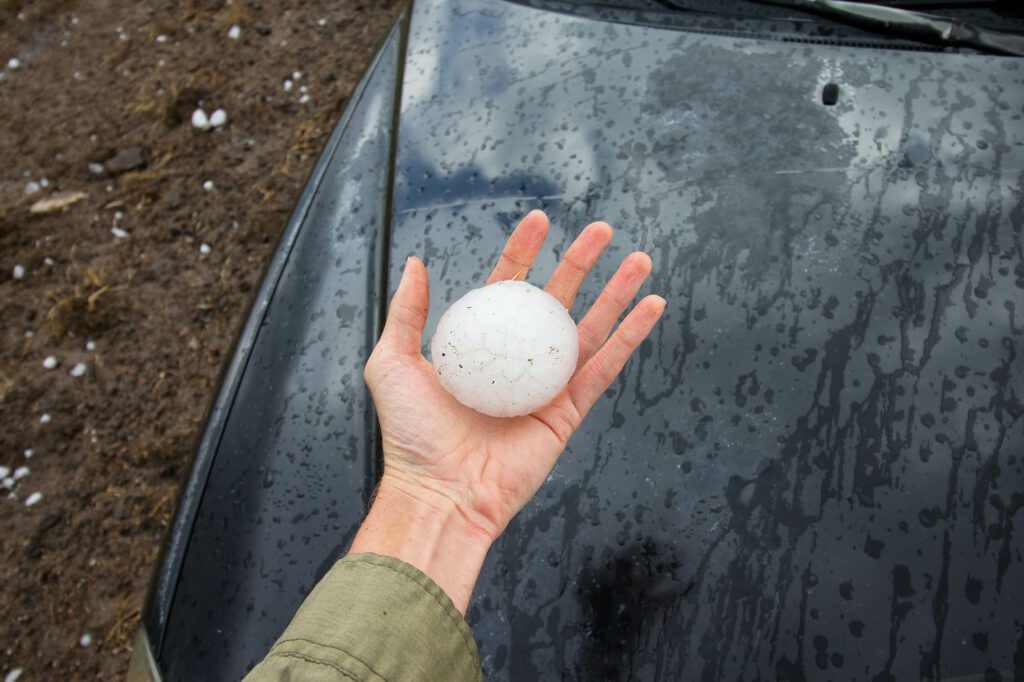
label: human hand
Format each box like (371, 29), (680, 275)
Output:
(350, 210), (665, 611)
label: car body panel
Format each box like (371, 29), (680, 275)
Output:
(151, 0), (1024, 679)
(152, 21), (401, 680)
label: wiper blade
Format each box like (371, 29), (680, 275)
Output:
(747, 0), (1024, 56)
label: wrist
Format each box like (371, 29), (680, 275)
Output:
(349, 474), (493, 614)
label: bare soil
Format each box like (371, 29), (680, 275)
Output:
(0, 1), (401, 677)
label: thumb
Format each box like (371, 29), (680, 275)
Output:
(380, 256), (429, 355)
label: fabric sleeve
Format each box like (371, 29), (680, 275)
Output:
(243, 552), (483, 682)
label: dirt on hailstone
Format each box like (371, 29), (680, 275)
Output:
(0, 1), (401, 677)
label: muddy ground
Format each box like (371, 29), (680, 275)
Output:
(0, 1), (401, 677)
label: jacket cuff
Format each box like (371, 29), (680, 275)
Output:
(260, 553), (482, 682)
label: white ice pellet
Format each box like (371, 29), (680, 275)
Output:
(13, 467), (28, 480)
(86, 340), (96, 351)
(430, 280), (579, 417)
(39, 413), (51, 424)
(69, 362), (87, 377)
(80, 633), (93, 647)
(292, 70), (302, 80)
(42, 355), (58, 370)
(24, 330), (34, 338)
(1, 478), (13, 490)
(209, 109), (228, 127)
(202, 180), (214, 191)
(23, 449), (32, 459)
(299, 94), (310, 104)
(199, 243), (212, 255)
(299, 85), (308, 94)
(282, 79), (293, 92)
(191, 108), (211, 131)
(111, 227), (128, 239)
(40, 177), (49, 188)
(0, 467), (8, 479)
(12, 265), (25, 279)
(7, 57), (21, 70)
(25, 492), (42, 507)
(318, 18), (327, 26)
(88, 162), (104, 175)
(44, 257), (54, 266)
(24, 181), (40, 195)
(5, 667), (23, 682)
(156, 34), (167, 43)
(228, 25), (241, 40)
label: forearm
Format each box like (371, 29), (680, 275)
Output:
(349, 475), (493, 614)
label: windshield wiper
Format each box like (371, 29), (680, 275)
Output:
(744, 0), (1024, 55)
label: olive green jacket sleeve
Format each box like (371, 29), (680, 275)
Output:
(244, 553), (482, 682)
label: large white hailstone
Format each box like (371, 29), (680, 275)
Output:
(430, 280), (578, 418)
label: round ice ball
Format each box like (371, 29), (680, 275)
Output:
(430, 280), (579, 417)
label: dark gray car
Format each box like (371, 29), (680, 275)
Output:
(130, 0), (1024, 679)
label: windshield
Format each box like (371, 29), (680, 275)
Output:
(518, 0), (1024, 36)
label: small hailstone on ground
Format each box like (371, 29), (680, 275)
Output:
(318, 17), (327, 26)
(111, 227), (128, 239)
(86, 340), (96, 351)
(191, 108), (211, 131)
(25, 492), (42, 507)
(69, 362), (87, 377)
(1, 478), (14, 490)
(88, 162), (104, 175)
(199, 243), (212, 255)
(209, 109), (228, 127)
(299, 84), (308, 94)
(43, 257), (54, 266)
(12, 264), (25, 279)
(24, 330), (34, 338)
(156, 34), (167, 43)
(39, 413), (51, 424)
(13, 466), (29, 480)
(292, 70), (302, 80)
(283, 79), (293, 92)
(24, 181), (40, 194)
(203, 180), (214, 191)
(40, 177), (49, 188)
(299, 94), (310, 104)
(5, 667), (23, 682)
(228, 25), (241, 40)
(23, 449), (32, 459)
(80, 633), (93, 647)
(42, 355), (58, 370)
(7, 57), (21, 70)
(0, 467), (8, 479)
(430, 280), (579, 417)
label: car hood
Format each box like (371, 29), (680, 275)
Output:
(152, 0), (1024, 679)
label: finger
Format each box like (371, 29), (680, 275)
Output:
(576, 251), (653, 366)
(543, 221), (613, 309)
(486, 210), (549, 284)
(567, 295), (666, 418)
(380, 256), (430, 355)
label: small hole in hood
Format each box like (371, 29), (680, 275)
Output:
(822, 83), (840, 105)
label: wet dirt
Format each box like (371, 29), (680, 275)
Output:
(0, 0), (401, 677)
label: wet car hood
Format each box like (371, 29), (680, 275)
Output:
(151, 0), (1024, 679)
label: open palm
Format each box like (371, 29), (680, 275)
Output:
(363, 210), (665, 542)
